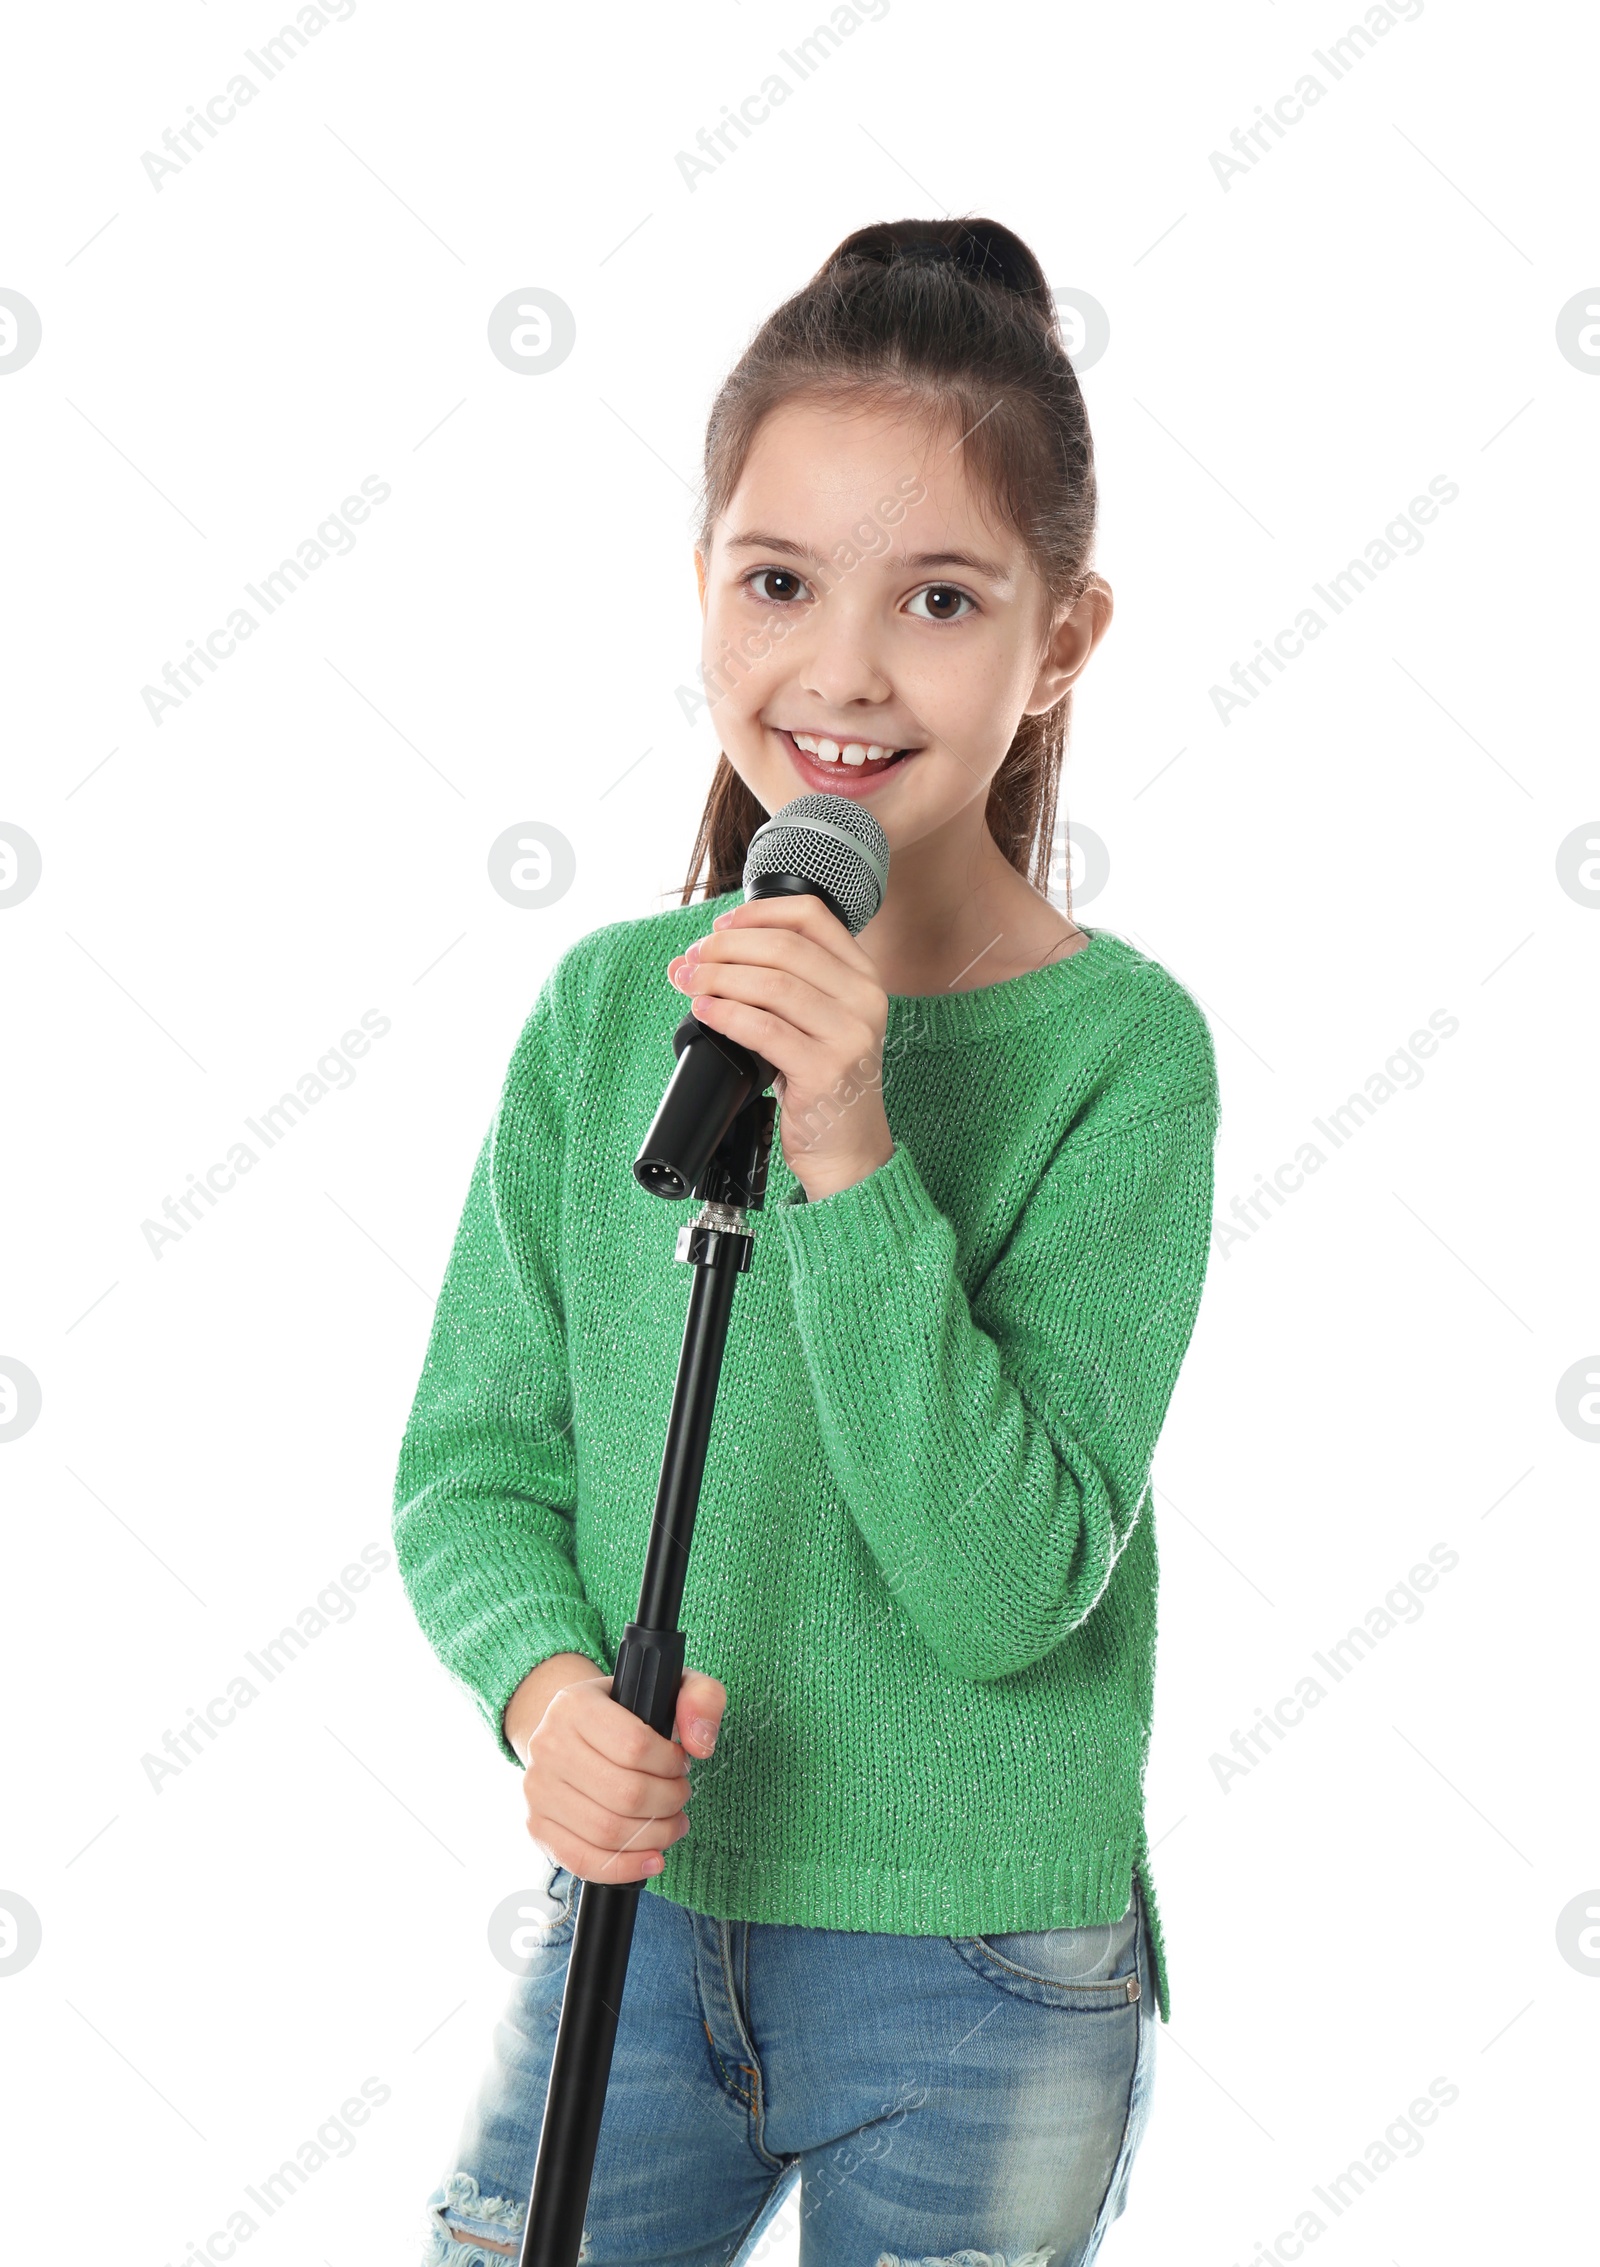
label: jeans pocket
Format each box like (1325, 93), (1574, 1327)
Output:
(951, 1891), (1142, 2012)
(543, 1864), (580, 1939)
(512, 1862), (580, 1958)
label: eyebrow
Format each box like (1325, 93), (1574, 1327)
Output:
(723, 530), (1014, 585)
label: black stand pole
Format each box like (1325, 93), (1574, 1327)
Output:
(516, 1083), (777, 2267)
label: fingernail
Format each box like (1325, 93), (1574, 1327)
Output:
(712, 912), (734, 928)
(689, 1717), (718, 1750)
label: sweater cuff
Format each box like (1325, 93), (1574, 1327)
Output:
(445, 1595), (614, 1766)
(773, 1141), (942, 1279)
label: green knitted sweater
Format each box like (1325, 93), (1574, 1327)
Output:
(392, 889), (1219, 2022)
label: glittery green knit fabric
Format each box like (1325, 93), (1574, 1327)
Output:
(392, 890), (1219, 2022)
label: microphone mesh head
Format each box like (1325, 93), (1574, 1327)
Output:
(742, 793), (890, 937)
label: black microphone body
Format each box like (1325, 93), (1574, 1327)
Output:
(632, 797), (890, 1203)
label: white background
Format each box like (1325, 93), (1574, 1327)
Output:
(1, 2), (1595, 2261)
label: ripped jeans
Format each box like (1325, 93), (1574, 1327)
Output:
(420, 1866), (1157, 2267)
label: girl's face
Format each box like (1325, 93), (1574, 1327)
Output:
(694, 392), (1105, 851)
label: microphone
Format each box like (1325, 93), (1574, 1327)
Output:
(632, 792), (890, 1201)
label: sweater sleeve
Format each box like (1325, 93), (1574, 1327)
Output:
(391, 961), (611, 1765)
(772, 1098), (1217, 1681)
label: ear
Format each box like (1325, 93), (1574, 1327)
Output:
(693, 546), (708, 615)
(1023, 577), (1113, 717)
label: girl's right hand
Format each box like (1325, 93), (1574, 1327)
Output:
(515, 1659), (727, 1884)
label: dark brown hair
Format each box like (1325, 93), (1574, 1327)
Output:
(678, 215), (1103, 909)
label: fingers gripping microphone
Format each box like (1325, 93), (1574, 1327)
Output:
(632, 793), (890, 1201)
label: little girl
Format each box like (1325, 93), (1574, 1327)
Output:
(394, 216), (1219, 2267)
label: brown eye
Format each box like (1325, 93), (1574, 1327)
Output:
(748, 568), (809, 603)
(907, 585), (975, 623)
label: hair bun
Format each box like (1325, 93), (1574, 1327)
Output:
(888, 238), (957, 267)
(826, 218), (1057, 330)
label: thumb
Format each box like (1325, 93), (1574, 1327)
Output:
(675, 1671), (727, 1757)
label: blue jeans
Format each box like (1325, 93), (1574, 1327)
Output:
(421, 1865), (1157, 2266)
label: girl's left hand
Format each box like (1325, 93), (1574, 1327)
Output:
(667, 896), (894, 1203)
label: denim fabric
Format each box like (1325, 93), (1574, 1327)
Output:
(420, 1867), (1157, 2266)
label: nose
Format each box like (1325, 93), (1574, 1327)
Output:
(791, 591), (893, 712)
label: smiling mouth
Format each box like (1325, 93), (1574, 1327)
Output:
(776, 727), (918, 771)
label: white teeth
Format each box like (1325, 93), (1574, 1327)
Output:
(789, 730), (905, 766)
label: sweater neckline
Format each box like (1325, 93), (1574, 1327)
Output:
(884, 926), (1120, 1047)
(698, 891), (1124, 1048)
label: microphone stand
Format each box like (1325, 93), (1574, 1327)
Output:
(517, 1075), (777, 2267)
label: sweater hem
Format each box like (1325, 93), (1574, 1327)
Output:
(650, 1835), (1172, 2021)
(649, 1833), (1137, 1939)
